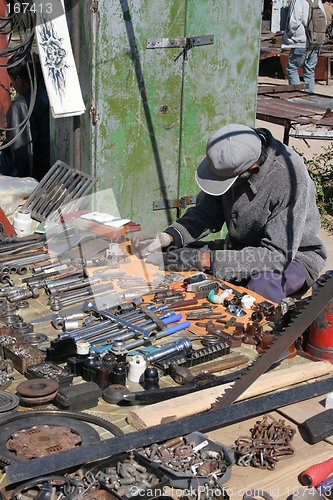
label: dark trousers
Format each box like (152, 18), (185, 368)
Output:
(246, 261), (307, 303)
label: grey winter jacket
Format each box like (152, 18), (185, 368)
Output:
(165, 129), (327, 287)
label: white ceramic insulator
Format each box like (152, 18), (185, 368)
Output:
(127, 354), (147, 383)
(13, 209), (32, 235)
(241, 294), (256, 309)
(76, 340), (90, 356)
(210, 289), (233, 304)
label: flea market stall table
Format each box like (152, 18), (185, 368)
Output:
(0, 224), (331, 500)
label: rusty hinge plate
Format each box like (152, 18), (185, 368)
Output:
(146, 35), (214, 49)
(153, 195), (197, 211)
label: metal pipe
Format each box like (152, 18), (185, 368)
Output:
(59, 319), (113, 339)
(145, 338), (192, 363)
(46, 277), (100, 295)
(0, 253), (51, 272)
(125, 321), (191, 351)
(73, 314), (158, 343)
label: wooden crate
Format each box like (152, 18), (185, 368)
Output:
(4, 342), (45, 374)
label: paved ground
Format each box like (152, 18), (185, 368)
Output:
(256, 75), (333, 274)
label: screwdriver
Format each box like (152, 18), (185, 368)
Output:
(316, 475), (333, 498)
(300, 458), (333, 487)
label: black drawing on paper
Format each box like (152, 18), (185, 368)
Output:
(38, 19), (68, 100)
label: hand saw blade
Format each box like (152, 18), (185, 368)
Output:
(211, 275), (333, 410)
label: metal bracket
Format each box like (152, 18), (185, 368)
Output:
(146, 35), (214, 50)
(153, 195), (197, 211)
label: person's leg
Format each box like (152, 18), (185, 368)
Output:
(246, 261), (307, 303)
(286, 48), (306, 85)
(303, 47), (320, 93)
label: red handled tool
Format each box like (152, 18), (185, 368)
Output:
(300, 458), (333, 487)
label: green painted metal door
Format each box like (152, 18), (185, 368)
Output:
(78, 0), (262, 230)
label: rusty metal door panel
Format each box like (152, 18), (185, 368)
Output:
(179, 0), (262, 199)
(86, 0), (185, 228)
(75, 0), (262, 230)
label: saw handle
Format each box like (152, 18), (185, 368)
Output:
(300, 458), (333, 487)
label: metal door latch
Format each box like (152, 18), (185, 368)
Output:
(153, 195), (196, 211)
(146, 35), (214, 61)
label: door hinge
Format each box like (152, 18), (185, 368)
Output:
(89, 106), (99, 125)
(147, 35), (214, 62)
(153, 195), (197, 211)
(91, 0), (98, 13)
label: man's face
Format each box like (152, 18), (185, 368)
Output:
(232, 164), (260, 188)
(233, 170), (254, 188)
(10, 75), (26, 95)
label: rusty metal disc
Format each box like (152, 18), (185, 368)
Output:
(7, 424), (83, 458)
(0, 391), (20, 414)
(16, 378), (59, 398)
(18, 390), (59, 406)
(1, 414), (102, 466)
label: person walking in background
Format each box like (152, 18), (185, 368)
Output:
(0, 52), (50, 181)
(281, 0), (326, 93)
(323, 0), (333, 25)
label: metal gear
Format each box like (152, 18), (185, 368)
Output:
(0, 409), (124, 468)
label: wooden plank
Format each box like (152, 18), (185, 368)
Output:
(127, 361), (333, 429)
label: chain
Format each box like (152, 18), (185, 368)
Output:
(234, 414), (296, 470)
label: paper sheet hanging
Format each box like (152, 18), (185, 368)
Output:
(35, 0), (85, 118)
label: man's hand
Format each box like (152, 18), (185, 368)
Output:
(130, 230), (173, 258)
(146, 247), (206, 272)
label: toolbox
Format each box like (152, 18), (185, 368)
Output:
(139, 431), (234, 489)
(53, 381), (102, 411)
(3, 342), (45, 374)
(25, 361), (74, 389)
(86, 450), (170, 500)
(0, 328), (23, 358)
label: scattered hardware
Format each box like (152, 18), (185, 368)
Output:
(0, 358), (15, 389)
(212, 275), (333, 409)
(7, 377), (333, 483)
(139, 431), (234, 488)
(25, 361), (74, 388)
(4, 340), (45, 374)
(153, 290), (186, 303)
(87, 450), (169, 499)
(234, 414), (296, 470)
(154, 341), (230, 375)
(187, 280), (220, 299)
(6, 469), (103, 500)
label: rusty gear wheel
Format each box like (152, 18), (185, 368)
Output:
(0, 410), (123, 468)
